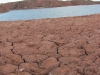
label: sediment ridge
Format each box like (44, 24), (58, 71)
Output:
(0, 0), (100, 13)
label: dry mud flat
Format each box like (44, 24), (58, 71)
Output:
(0, 14), (100, 75)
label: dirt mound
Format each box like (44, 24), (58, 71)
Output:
(0, 14), (100, 75)
(0, 0), (100, 13)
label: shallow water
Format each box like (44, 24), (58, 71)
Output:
(0, 4), (100, 21)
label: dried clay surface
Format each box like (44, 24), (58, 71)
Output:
(0, 14), (100, 75)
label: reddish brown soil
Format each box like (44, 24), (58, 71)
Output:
(0, 0), (100, 13)
(0, 14), (100, 75)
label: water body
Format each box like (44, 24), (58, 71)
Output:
(0, 4), (100, 21)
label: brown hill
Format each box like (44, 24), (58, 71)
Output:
(0, 0), (100, 13)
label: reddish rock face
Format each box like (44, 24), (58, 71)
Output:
(0, 14), (100, 75)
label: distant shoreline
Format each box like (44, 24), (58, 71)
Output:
(0, 0), (100, 13)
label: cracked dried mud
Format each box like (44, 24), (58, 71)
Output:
(0, 14), (100, 75)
